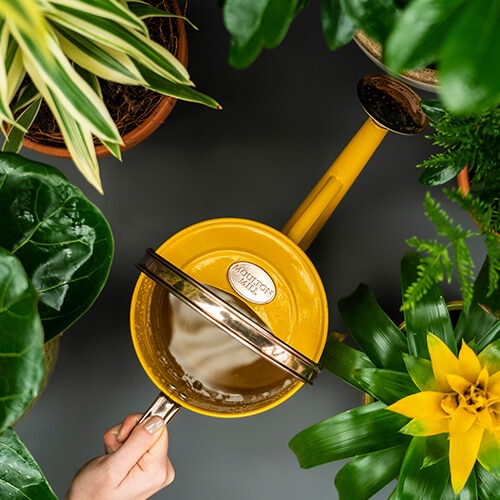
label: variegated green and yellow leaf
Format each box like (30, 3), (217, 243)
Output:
(47, 7), (191, 84)
(56, 25), (145, 85)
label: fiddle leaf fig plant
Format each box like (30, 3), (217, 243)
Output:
(0, 0), (220, 193)
(0, 152), (114, 340)
(0, 152), (113, 495)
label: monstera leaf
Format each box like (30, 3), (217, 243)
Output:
(0, 248), (45, 432)
(0, 428), (57, 499)
(0, 152), (114, 340)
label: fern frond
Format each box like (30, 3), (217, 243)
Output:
(484, 232), (500, 296)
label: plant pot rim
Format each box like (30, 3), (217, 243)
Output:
(354, 31), (439, 94)
(23, 0), (187, 159)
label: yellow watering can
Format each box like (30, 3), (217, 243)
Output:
(130, 74), (428, 423)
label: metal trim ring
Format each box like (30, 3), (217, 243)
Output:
(136, 248), (321, 384)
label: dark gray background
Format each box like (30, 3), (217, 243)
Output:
(15, 2), (483, 499)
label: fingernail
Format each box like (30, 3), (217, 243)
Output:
(144, 415), (164, 434)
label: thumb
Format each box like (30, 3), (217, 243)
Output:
(106, 415), (165, 476)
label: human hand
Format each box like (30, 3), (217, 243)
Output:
(66, 414), (174, 500)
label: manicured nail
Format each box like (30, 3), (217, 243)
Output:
(144, 415), (164, 434)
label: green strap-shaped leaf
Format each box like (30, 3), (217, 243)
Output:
(455, 257), (500, 347)
(353, 368), (418, 405)
(289, 401), (410, 469)
(338, 283), (408, 371)
(394, 436), (450, 499)
(476, 462), (500, 500)
(335, 445), (407, 500)
(319, 334), (375, 392)
(477, 339), (500, 373)
(403, 353), (437, 392)
(0, 249), (45, 432)
(0, 428), (57, 499)
(401, 251), (456, 358)
(0, 153), (114, 340)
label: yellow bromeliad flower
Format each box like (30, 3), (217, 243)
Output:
(387, 333), (500, 494)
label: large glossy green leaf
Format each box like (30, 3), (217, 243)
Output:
(400, 251), (456, 358)
(439, 0), (500, 114)
(384, 0), (466, 72)
(0, 153), (114, 340)
(319, 334), (375, 392)
(338, 283), (408, 371)
(0, 428), (57, 499)
(321, 0), (356, 51)
(394, 436), (450, 499)
(289, 401), (410, 468)
(335, 445), (407, 500)
(0, 249), (45, 432)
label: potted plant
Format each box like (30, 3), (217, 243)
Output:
(0, 151), (114, 496)
(219, 0), (500, 115)
(0, 0), (221, 193)
(289, 251), (500, 499)
(417, 101), (500, 235)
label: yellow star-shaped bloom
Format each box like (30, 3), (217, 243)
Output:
(387, 333), (500, 494)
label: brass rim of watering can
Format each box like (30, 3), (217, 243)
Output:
(137, 248), (321, 384)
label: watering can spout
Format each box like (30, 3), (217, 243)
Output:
(283, 74), (429, 251)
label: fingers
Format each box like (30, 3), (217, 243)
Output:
(103, 414), (141, 454)
(105, 415), (167, 478)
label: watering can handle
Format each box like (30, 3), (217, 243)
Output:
(282, 118), (388, 251)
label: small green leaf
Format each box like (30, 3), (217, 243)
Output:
(395, 436), (450, 499)
(477, 339), (500, 377)
(423, 433), (448, 468)
(335, 445), (407, 500)
(476, 430), (500, 476)
(420, 99), (446, 123)
(0, 249), (45, 432)
(0, 153), (114, 340)
(289, 401), (410, 468)
(338, 283), (408, 371)
(321, 0), (356, 51)
(0, 428), (57, 499)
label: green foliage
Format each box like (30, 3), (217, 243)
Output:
(221, 0), (500, 115)
(418, 103), (500, 227)
(0, 152), (114, 495)
(0, 429), (57, 499)
(0, 152), (114, 340)
(0, 0), (220, 192)
(403, 191), (477, 310)
(290, 254), (500, 498)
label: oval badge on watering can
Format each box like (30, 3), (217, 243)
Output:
(227, 262), (276, 304)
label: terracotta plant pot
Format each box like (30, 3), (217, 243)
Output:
(23, 0), (187, 158)
(354, 31), (438, 93)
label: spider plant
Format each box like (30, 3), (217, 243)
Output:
(0, 0), (220, 193)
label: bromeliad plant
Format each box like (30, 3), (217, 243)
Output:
(289, 252), (500, 499)
(0, 0), (220, 193)
(0, 152), (114, 496)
